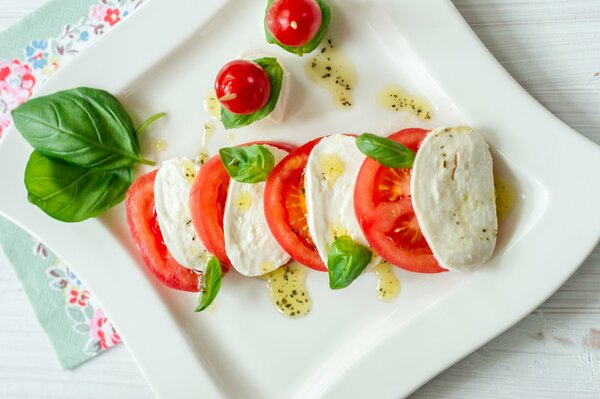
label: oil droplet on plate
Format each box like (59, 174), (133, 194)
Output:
(376, 85), (433, 121)
(374, 261), (400, 302)
(319, 154), (345, 187)
(494, 175), (518, 223)
(235, 192), (253, 212)
(196, 121), (215, 165)
(205, 89), (221, 120)
(154, 139), (167, 152)
(305, 39), (356, 108)
(262, 263), (312, 318)
(181, 159), (197, 183)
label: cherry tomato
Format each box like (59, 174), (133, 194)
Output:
(354, 128), (446, 274)
(264, 137), (326, 271)
(266, 0), (322, 47)
(189, 141), (296, 269)
(214, 60), (271, 115)
(125, 170), (201, 292)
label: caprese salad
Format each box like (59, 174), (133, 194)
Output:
(125, 126), (498, 311)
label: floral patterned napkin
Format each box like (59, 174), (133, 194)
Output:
(0, 0), (143, 369)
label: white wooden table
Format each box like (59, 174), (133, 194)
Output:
(1, 1), (599, 398)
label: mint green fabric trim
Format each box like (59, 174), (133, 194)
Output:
(0, 215), (91, 369)
(0, 0), (98, 60)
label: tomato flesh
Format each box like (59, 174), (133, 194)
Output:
(266, 0), (322, 47)
(125, 170), (200, 292)
(264, 137), (326, 271)
(215, 60), (271, 115)
(189, 141), (296, 269)
(354, 128), (446, 274)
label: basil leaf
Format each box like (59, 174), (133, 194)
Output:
(356, 133), (415, 168)
(12, 87), (152, 170)
(221, 58), (283, 129)
(196, 256), (222, 312)
(264, 0), (331, 56)
(328, 235), (372, 290)
(24, 151), (134, 223)
(219, 144), (275, 183)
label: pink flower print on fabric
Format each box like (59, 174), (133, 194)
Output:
(0, 59), (35, 135)
(90, 308), (121, 350)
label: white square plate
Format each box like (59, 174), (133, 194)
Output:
(1, 0), (599, 398)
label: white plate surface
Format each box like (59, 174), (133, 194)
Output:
(1, 0), (599, 398)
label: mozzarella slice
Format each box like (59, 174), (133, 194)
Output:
(411, 126), (497, 272)
(305, 134), (376, 268)
(223, 145), (291, 276)
(154, 157), (209, 271)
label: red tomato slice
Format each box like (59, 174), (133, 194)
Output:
(354, 128), (446, 274)
(264, 137), (326, 271)
(125, 170), (200, 292)
(189, 141), (296, 269)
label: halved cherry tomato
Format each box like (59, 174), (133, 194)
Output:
(266, 0), (323, 47)
(215, 60), (271, 115)
(264, 137), (326, 271)
(189, 141), (296, 269)
(125, 170), (200, 292)
(354, 128), (446, 274)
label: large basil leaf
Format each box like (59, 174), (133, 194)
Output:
(356, 133), (415, 169)
(25, 151), (134, 222)
(221, 58), (283, 129)
(264, 0), (331, 56)
(328, 235), (372, 289)
(219, 144), (275, 183)
(196, 256), (222, 312)
(13, 87), (151, 170)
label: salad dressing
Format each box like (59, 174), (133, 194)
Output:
(205, 90), (221, 120)
(376, 85), (433, 121)
(373, 261), (400, 302)
(235, 192), (253, 212)
(154, 139), (167, 152)
(306, 39), (356, 108)
(319, 154), (345, 187)
(494, 176), (517, 223)
(181, 160), (197, 183)
(196, 121), (215, 165)
(261, 263), (312, 318)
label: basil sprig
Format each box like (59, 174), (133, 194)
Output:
(356, 133), (415, 169)
(328, 236), (372, 290)
(196, 256), (222, 312)
(25, 151), (134, 223)
(12, 87), (165, 222)
(13, 87), (154, 170)
(219, 144), (275, 183)
(264, 0), (332, 56)
(221, 58), (283, 129)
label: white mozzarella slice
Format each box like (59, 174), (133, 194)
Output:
(411, 126), (497, 272)
(154, 157), (209, 271)
(223, 145), (291, 276)
(305, 134), (377, 268)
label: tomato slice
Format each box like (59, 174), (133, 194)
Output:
(264, 137), (326, 271)
(354, 128), (446, 274)
(125, 170), (200, 292)
(189, 141), (296, 269)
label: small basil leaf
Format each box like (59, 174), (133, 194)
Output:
(264, 0), (331, 56)
(356, 133), (415, 168)
(196, 256), (222, 312)
(219, 144), (275, 183)
(328, 235), (372, 290)
(24, 151), (134, 223)
(12, 87), (150, 170)
(221, 58), (283, 129)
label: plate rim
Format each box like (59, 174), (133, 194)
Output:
(0, 0), (599, 398)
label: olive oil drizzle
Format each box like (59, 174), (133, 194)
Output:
(374, 261), (400, 302)
(376, 85), (433, 121)
(306, 39), (357, 108)
(261, 263), (312, 318)
(494, 175), (518, 223)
